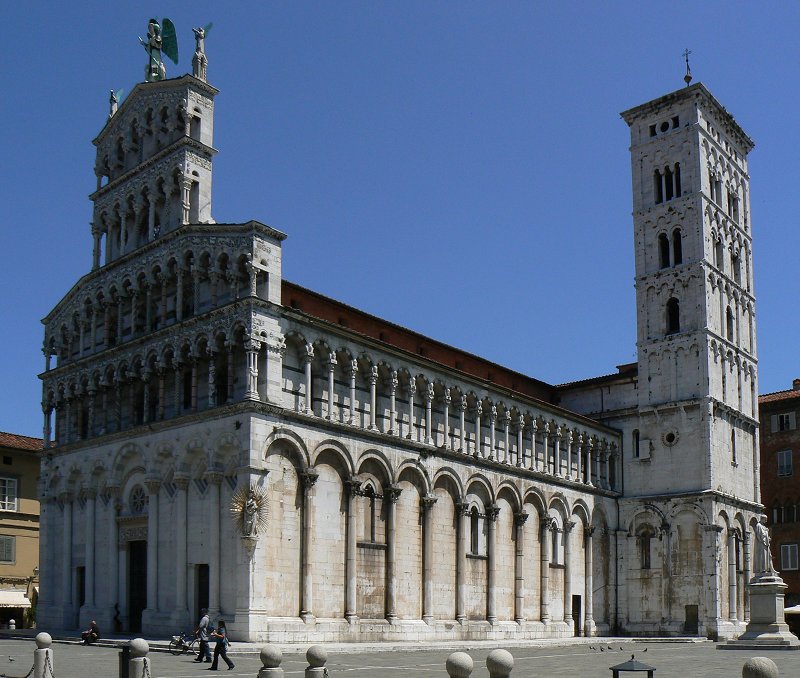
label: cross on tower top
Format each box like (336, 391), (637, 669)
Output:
(683, 48), (693, 86)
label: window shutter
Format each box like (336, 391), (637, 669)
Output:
(771, 415), (778, 433)
(790, 412), (797, 430)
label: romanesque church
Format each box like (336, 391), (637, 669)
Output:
(37, 22), (761, 641)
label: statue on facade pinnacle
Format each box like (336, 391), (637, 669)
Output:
(192, 23), (213, 81)
(108, 88), (123, 119)
(139, 18), (179, 82)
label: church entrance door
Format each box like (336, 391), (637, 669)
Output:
(684, 604), (699, 635)
(572, 595), (582, 636)
(128, 540), (147, 632)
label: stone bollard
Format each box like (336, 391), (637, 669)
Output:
(446, 652), (474, 678)
(742, 657), (779, 678)
(128, 638), (150, 678)
(9, 619), (16, 630)
(305, 645), (328, 678)
(33, 632), (53, 678)
(486, 649), (513, 678)
(259, 644), (284, 678)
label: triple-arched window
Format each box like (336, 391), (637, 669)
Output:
(654, 163), (682, 205)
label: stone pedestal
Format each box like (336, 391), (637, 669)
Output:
(719, 576), (800, 650)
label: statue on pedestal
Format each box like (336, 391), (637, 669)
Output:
(139, 18), (179, 82)
(753, 514), (777, 578)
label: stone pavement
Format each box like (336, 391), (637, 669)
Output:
(0, 635), (799, 677)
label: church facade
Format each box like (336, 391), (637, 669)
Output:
(37, 27), (763, 642)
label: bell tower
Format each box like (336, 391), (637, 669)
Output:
(621, 83), (758, 502)
(89, 28), (218, 271)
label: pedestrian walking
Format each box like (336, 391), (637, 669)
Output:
(208, 619), (234, 671)
(193, 608), (212, 663)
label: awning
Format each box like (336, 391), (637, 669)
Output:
(0, 591), (30, 608)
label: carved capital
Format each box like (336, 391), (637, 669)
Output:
(384, 484), (402, 504)
(173, 473), (191, 491)
(144, 478), (161, 495)
(486, 504), (500, 522)
(455, 501), (471, 517)
(514, 511), (529, 527)
(300, 468), (319, 490)
(420, 494), (438, 511)
(344, 477), (363, 497)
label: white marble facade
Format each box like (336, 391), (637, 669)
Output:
(38, 45), (762, 642)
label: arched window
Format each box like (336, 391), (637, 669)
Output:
(773, 504), (783, 524)
(361, 484), (377, 542)
(658, 234), (670, 268)
(732, 251), (741, 284)
(731, 429), (737, 464)
(664, 166), (674, 201)
(726, 306), (734, 342)
(470, 507), (480, 555)
(674, 163), (682, 197)
(632, 429), (640, 458)
(654, 170), (664, 204)
(639, 528), (653, 569)
(672, 229), (683, 264)
(551, 525), (561, 565)
(715, 240), (725, 272)
(666, 298), (680, 334)
(787, 503), (797, 524)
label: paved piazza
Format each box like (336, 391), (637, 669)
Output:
(0, 639), (798, 677)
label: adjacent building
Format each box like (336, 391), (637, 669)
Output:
(759, 380), (800, 606)
(0, 432), (42, 628)
(37, 22), (763, 642)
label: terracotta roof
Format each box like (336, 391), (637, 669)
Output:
(0, 432), (43, 452)
(759, 389), (800, 405)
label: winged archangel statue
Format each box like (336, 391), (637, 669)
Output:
(139, 18), (179, 82)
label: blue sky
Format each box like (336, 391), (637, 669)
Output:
(2, 2), (799, 438)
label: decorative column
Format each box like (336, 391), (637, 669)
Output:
(174, 475), (189, 616)
(459, 395), (467, 453)
(300, 469), (319, 622)
(226, 343), (235, 403)
(61, 492), (73, 611)
(144, 283), (153, 331)
(474, 402), (482, 458)
(728, 529), (738, 622)
(106, 486), (120, 624)
(594, 441), (603, 489)
(442, 389), (451, 449)
(455, 501), (469, 623)
(542, 423), (550, 474)
(406, 378), (416, 439)
(530, 420), (539, 471)
(42, 402), (52, 448)
(141, 370), (151, 424)
(540, 516), (553, 623)
(145, 478), (160, 614)
(585, 439), (594, 486)
(63, 396), (72, 444)
(385, 485), (402, 623)
(92, 226), (101, 270)
(207, 350), (217, 408)
(369, 366), (379, 431)
(576, 434), (584, 483)
(244, 339), (261, 400)
(173, 361), (183, 415)
(117, 296), (126, 342)
(157, 366), (166, 421)
(563, 520), (575, 626)
(554, 427), (563, 477)
(584, 526), (595, 637)
(486, 504), (500, 624)
(489, 405), (497, 461)
(388, 371), (398, 435)
(517, 415), (525, 468)
(514, 511), (528, 623)
(327, 354), (337, 421)
(175, 269), (185, 322)
(344, 477), (362, 623)
(207, 472), (222, 617)
(158, 274), (168, 328)
(565, 431), (574, 480)
(503, 412), (511, 464)
(84, 489), (97, 609)
(190, 358), (198, 412)
(349, 360), (358, 426)
(181, 176), (192, 225)
(421, 493), (438, 624)
(743, 531), (751, 621)
(425, 383), (434, 445)
(303, 344), (314, 415)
